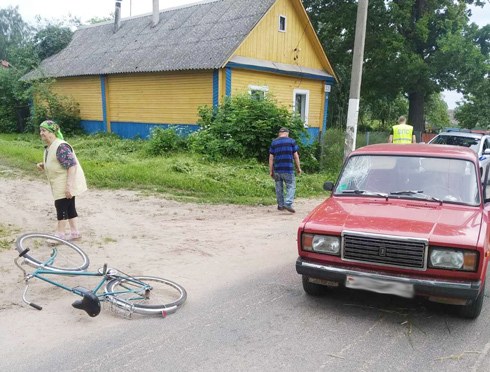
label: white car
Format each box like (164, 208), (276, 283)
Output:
(429, 131), (490, 178)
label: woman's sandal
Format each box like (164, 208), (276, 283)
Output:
(69, 232), (82, 241)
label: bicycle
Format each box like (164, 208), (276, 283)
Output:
(14, 233), (187, 318)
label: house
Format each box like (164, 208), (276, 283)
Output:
(23, 0), (337, 139)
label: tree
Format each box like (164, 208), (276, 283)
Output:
(454, 79), (490, 129)
(453, 24), (490, 128)
(86, 15), (114, 25)
(33, 15), (82, 60)
(0, 6), (31, 60)
(361, 94), (408, 129)
(302, 0), (488, 132)
(425, 93), (450, 129)
(34, 24), (72, 60)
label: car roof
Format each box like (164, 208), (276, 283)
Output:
(352, 144), (479, 163)
(435, 131), (484, 139)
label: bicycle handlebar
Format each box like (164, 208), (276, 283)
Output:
(29, 303), (42, 311)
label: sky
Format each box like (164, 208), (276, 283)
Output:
(4, 0), (490, 109)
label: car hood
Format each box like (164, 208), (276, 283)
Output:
(304, 197), (482, 248)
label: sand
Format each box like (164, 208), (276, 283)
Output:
(0, 172), (324, 359)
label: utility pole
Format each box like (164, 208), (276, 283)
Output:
(344, 0), (369, 160)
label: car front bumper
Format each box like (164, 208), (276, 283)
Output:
(296, 257), (481, 300)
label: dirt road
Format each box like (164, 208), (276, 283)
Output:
(0, 173), (324, 360)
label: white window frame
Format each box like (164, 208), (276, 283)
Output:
(248, 85), (269, 99)
(279, 15), (287, 32)
(293, 89), (310, 126)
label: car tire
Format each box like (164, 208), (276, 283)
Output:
(459, 281), (485, 319)
(302, 275), (328, 296)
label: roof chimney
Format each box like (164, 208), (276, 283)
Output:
(152, 0), (160, 27)
(114, 1), (122, 33)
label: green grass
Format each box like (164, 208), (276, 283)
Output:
(319, 128), (390, 174)
(0, 133), (337, 205)
(0, 223), (18, 252)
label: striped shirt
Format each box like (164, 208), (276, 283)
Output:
(269, 137), (299, 174)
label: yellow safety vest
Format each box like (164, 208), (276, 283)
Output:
(392, 124), (413, 144)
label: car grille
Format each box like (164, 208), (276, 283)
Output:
(342, 232), (427, 269)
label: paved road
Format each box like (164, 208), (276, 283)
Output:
(4, 263), (490, 372)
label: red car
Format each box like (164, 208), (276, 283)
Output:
(296, 144), (490, 318)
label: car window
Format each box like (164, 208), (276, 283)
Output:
(335, 155), (480, 206)
(431, 135), (480, 153)
(484, 139), (490, 154)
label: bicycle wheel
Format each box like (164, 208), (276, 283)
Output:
(16, 233), (90, 272)
(105, 276), (187, 316)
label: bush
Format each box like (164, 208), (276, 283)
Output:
(192, 94), (311, 163)
(26, 79), (83, 136)
(299, 141), (320, 173)
(0, 117), (17, 133)
(187, 129), (246, 161)
(320, 128), (345, 174)
(145, 127), (185, 156)
(0, 68), (31, 133)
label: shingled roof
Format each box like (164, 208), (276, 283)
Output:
(22, 0), (276, 80)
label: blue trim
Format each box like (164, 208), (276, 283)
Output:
(225, 68), (231, 97)
(110, 122), (200, 139)
(322, 89), (330, 133)
(213, 69), (219, 107)
(81, 120), (105, 133)
(100, 76), (108, 131)
(225, 62), (336, 84)
(306, 127), (320, 143)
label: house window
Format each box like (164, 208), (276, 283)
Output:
(293, 89), (310, 126)
(279, 15), (286, 32)
(248, 85), (268, 100)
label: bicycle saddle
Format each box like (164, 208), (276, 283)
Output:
(72, 286), (101, 317)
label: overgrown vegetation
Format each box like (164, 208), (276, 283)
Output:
(28, 79), (83, 135)
(0, 5), (110, 134)
(319, 128), (389, 174)
(0, 133), (337, 205)
(192, 94), (309, 162)
(145, 95), (320, 172)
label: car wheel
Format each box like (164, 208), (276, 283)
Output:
(302, 275), (328, 296)
(459, 281), (485, 319)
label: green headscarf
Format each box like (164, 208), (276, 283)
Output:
(40, 120), (64, 140)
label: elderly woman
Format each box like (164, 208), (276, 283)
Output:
(36, 120), (87, 240)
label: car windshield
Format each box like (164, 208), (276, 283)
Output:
(334, 155), (480, 206)
(430, 135), (480, 153)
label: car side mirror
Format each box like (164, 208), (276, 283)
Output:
(484, 149), (490, 155)
(323, 181), (334, 191)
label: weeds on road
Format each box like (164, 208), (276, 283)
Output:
(0, 223), (18, 252)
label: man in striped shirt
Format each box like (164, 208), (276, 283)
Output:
(269, 127), (302, 213)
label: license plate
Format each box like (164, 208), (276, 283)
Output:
(345, 275), (414, 298)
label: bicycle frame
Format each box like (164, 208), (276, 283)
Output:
(15, 248), (151, 308)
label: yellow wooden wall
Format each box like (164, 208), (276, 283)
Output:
(233, 0), (328, 73)
(107, 71), (213, 123)
(232, 69), (324, 128)
(51, 76), (103, 121)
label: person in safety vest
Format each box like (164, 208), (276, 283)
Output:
(388, 116), (416, 144)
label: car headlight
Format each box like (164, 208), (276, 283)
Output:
(302, 233), (340, 256)
(429, 248), (478, 271)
